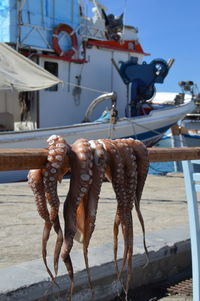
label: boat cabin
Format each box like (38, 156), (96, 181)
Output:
(0, 0), (171, 132)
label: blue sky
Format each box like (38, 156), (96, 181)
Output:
(89, 0), (200, 93)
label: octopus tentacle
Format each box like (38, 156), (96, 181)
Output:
(43, 135), (74, 295)
(64, 255), (75, 300)
(126, 212), (133, 295)
(99, 139), (125, 278)
(113, 213), (120, 277)
(62, 138), (93, 295)
(28, 135), (70, 281)
(125, 139), (149, 204)
(99, 138), (141, 297)
(111, 139), (137, 291)
(124, 138), (149, 261)
(27, 169), (55, 281)
(53, 216), (63, 275)
(81, 140), (106, 289)
(43, 135), (70, 276)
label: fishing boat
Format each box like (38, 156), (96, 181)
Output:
(159, 82), (200, 149)
(0, 0), (195, 182)
(154, 82), (200, 173)
(178, 82), (200, 148)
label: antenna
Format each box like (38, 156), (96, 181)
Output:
(89, 0), (108, 12)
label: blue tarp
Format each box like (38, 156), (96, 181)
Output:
(0, 0), (10, 42)
(0, 0), (80, 49)
(95, 110), (111, 123)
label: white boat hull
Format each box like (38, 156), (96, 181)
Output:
(177, 119), (200, 148)
(0, 99), (195, 182)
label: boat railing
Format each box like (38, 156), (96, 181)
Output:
(0, 146), (200, 299)
(182, 158), (200, 301)
(83, 91), (117, 122)
(78, 18), (106, 40)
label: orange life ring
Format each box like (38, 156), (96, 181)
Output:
(52, 24), (78, 59)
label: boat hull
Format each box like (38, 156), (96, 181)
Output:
(0, 99), (195, 183)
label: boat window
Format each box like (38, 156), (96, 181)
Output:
(44, 62), (58, 91)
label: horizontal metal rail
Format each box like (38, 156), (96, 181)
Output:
(0, 147), (200, 171)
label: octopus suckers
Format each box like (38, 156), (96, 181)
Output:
(51, 162), (60, 168)
(47, 156), (54, 162)
(50, 168), (57, 174)
(80, 187), (87, 193)
(80, 174), (90, 181)
(88, 140), (96, 149)
(49, 149), (55, 155)
(55, 155), (63, 161)
(56, 143), (66, 148)
(56, 148), (65, 153)
(47, 135), (59, 142)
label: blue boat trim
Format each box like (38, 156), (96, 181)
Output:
(183, 133), (200, 140)
(122, 124), (174, 141)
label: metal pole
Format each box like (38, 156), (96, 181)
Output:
(16, 0), (22, 50)
(182, 159), (200, 300)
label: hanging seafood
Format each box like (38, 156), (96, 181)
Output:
(28, 135), (70, 280)
(28, 135), (149, 300)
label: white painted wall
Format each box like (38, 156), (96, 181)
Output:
(38, 47), (145, 128)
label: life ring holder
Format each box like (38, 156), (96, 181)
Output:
(52, 24), (78, 59)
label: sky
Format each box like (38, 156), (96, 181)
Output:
(88, 0), (200, 93)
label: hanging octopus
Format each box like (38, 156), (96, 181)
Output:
(61, 138), (94, 296)
(28, 135), (70, 280)
(97, 139), (137, 297)
(62, 139), (107, 295)
(28, 136), (149, 300)
(123, 138), (149, 260)
(93, 138), (149, 299)
(74, 140), (107, 290)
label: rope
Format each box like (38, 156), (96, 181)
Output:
(122, 0), (128, 36)
(124, 95), (193, 141)
(63, 80), (109, 94)
(62, 80), (193, 146)
(125, 117), (137, 139)
(125, 117), (164, 138)
(108, 123), (113, 139)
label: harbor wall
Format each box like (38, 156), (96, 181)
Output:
(0, 227), (191, 301)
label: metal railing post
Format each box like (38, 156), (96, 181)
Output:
(182, 159), (200, 301)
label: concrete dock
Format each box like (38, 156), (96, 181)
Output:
(0, 173), (196, 300)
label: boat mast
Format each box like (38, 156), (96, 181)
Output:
(16, 0), (26, 50)
(16, 0), (21, 50)
(89, 0), (108, 16)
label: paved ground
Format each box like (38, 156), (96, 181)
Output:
(0, 172), (191, 269)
